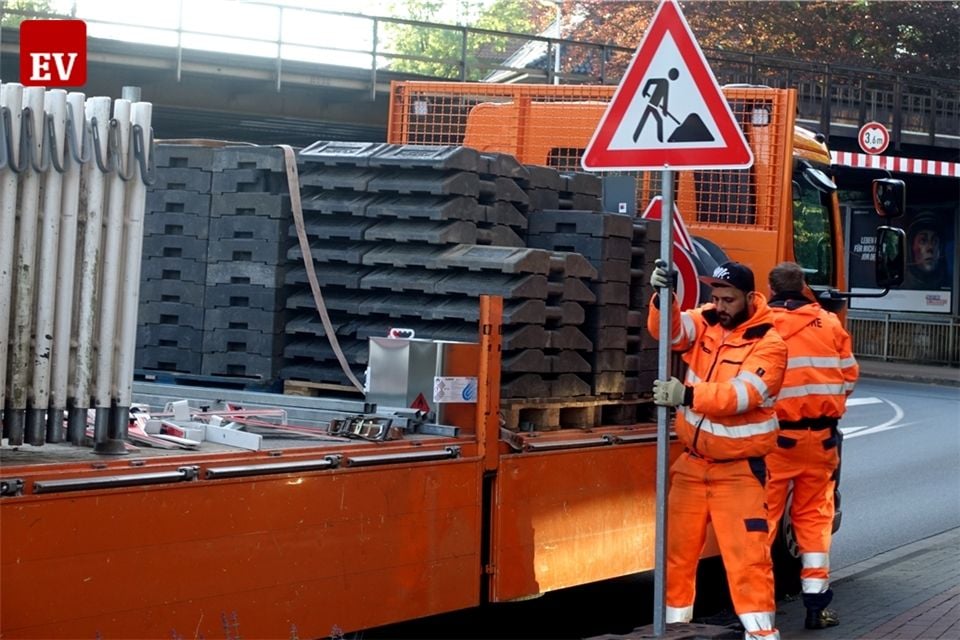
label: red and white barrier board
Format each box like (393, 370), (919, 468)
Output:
(832, 151), (960, 178)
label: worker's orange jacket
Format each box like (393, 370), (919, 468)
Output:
(648, 293), (787, 460)
(768, 294), (858, 422)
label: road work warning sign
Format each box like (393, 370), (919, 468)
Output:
(582, 0), (753, 171)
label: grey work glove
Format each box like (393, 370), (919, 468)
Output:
(650, 259), (677, 289)
(653, 377), (688, 407)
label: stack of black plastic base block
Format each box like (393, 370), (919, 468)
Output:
(202, 146), (291, 384)
(625, 219), (660, 396)
(527, 208), (635, 397)
(283, 142), (486, 386)
(137, 145), (213, 374)
(284, 142), (607, 400)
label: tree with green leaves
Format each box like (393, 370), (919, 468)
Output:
(567, 1), (958, 79)
(1, 0), (55, 27)
(384, 0), (553, 80)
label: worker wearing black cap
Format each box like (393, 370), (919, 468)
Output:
(648, 260), (788, 640)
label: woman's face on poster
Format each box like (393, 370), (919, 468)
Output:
(912, 229), (941, 272)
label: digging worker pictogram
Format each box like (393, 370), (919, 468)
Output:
(633, 67), (715, 144)
(765, 261), (858, 631)
(648, 260), (787, 640)
(635, 68), (680, 142)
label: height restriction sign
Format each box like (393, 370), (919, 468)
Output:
(582, 0), (753, 171)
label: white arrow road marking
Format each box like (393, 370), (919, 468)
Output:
(846, 397), (884, 407)
(840, 397), (907, 440)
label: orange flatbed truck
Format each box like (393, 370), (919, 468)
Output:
(1, 82), (903, 640)
(1, 296), (684, 639)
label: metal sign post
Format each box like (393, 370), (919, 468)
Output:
(653, 169), (674, 636)
(580, 2), (755, 636)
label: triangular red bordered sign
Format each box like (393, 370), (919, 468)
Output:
(582, 0), (753, 171)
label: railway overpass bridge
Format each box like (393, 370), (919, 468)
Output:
(1, 9), (957, 160)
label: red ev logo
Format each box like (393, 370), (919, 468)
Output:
(19, 20), (87, 87)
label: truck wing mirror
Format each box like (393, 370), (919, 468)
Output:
(872, 178), (906, 218)
(876, 225), (905, 288)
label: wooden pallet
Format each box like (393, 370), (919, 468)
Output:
(283, 379), (364, 397)
(500, 395), (652, 432)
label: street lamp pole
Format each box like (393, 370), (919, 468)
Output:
(552, 0), (561, 84)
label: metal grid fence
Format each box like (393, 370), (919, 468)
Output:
(849, 316), (960, 366)
(389, 81), (792, 232)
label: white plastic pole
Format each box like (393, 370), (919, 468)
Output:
(49, 91), (85, 441)
(7, 86), (46, 446)
(113, 101), (152, 440)
(29, 89), (68, 444)
(0, 82), (24, 435)
(69, 96), (111, 444)
(93, 98), (130, 450)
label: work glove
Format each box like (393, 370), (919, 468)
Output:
(653, 377), (689, 407)
(650, 259), (677, 289)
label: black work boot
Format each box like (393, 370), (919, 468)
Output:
(805, 607), (840, 630)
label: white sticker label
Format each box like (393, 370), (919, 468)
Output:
(433, 376), (478, 403)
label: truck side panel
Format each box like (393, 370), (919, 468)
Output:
(1, 459), (484, 638)
(490, 440), (685, 601)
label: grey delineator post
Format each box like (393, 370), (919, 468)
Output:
(653, 169), (674, 636)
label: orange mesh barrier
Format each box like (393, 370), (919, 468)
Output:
(388, 81), (796, 233)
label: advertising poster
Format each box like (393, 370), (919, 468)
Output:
(849, 204), (956, 313)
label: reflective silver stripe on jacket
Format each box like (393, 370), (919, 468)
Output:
(681, 408), (778, 438)
(674, 312), (697, 345)
(777, 383), (847, 398)
(787, 355), (841, 369)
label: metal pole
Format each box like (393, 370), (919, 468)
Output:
(0, 82), (24, 436)
(553, 1), (561, 85)
(653, 168), (674, 636)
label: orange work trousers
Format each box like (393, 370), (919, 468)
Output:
(766, 427), (840, 596)
(666, 452), (778, 639)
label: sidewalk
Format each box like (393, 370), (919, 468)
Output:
(778, 528), (960, 639)
(857, 359), (960, 387)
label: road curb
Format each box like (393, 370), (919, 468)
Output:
(831, 527), (960, 583)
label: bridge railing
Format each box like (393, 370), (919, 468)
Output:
(3, 1), (957, 149)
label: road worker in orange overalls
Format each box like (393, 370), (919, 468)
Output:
(765, 261), (858, 630)
(649, 260), (787, 640)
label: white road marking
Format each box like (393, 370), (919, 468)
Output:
(846, 397), (883, 407)
(841, 398), (907, 440)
